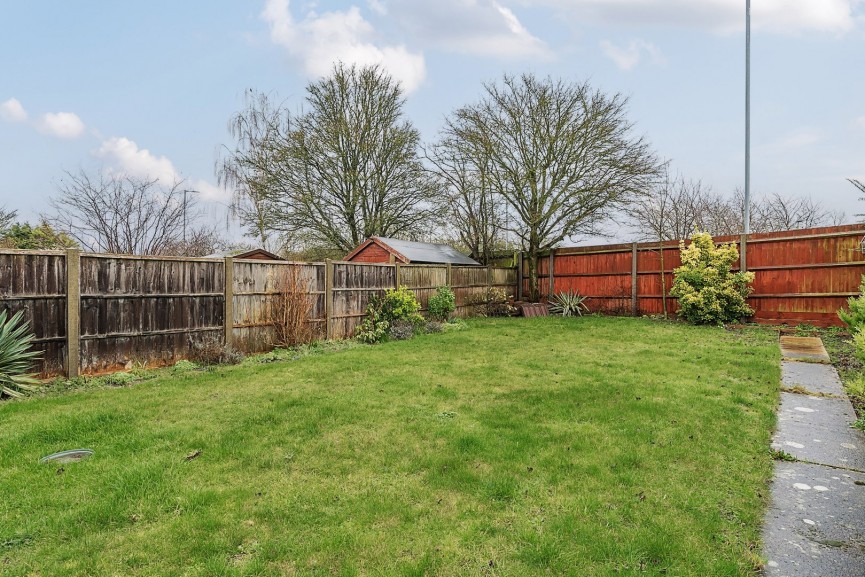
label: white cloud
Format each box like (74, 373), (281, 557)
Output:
(0, 98), (28, 122)
(367, 0), (387, 15)
(528, 0), (858, 34)
(386, 0), (550, 59)
(856, 116), (865, 130)
(95, 136), (229, 201)
(600, 39), (664, 70)
(38, 112), (85, 139)
(767, 128), (823, 151)
(262, 0), (426, 93)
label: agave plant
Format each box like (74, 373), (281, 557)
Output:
(548, 291), (590, 317)
(0, 309), (41, 398)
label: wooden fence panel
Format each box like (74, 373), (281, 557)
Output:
(0, 251), (66, 375)
(232, 261), (325, 352)
(399, 265), (448, 311)
(451, 266), (489, 317)
(538, 224), (865, 326)
(331, 262), (396, 339)
(78, 255), (224, 372)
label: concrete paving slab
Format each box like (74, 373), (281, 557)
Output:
(780, 337), (831, 364)
(763, 461), (865, 576)
(771, 392), (865, 472)
(782, 361), (847, 397)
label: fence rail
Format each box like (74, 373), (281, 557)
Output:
(0, 250), (516, 376)
(520, 224), (865, 326)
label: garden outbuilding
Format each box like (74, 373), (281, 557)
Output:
(344, 237), (480, 265)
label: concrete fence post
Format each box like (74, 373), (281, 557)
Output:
(65, 248), (80, 379)
(223, 257), (234, 348)
(631, 243), (638, 316)
(325, 259), (334, 340)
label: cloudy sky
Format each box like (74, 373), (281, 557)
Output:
(1, 0), (863, 243)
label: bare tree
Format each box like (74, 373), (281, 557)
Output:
(47, 170), (216, 255)
(424, 136), (505, 264)
(754, 193), (845, 231)
(850, 178), (865, 221)
(625, 169), (708, 241)
(216, 90), (287, 251)
(0, 207), (16, 234)
(218, 64), (445, 255)
(447, 74), (661, 300)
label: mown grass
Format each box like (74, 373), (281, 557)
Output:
(0, 317), (779, 576)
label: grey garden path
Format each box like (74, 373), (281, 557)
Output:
(763, 337), (865, 576)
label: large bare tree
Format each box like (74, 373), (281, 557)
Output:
(48, 170), (220, 256)
(625, 169), (708, 241)
(424, 135), (506, 264)
(216, 90), (288, 251)
(218, 64), (445, 255)
(446, 74), (661, 300)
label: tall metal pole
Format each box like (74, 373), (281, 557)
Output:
(744, 0), (751, 235)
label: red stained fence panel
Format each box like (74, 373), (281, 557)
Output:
(520, 224), (865, 327)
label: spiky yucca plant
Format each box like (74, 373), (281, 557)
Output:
(548, 291), (590, 317)
(0, 310), (41, 398)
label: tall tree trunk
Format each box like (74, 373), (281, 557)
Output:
(528, 247), (540, 302)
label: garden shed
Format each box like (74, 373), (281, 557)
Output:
(345, 237), (480, 265)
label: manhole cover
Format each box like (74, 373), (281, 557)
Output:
(39, 449), (94, 464)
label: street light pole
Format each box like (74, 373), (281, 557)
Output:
(744, 0), (751, 235)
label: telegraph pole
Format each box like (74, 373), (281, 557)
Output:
(744, 0), (751, 235)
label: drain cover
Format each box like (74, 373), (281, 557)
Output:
(40, 449), (94, 464)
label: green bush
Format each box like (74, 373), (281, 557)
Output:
(356, 286), (424, 344)
(853, 329), (865, 365)
(669, 232), (755, 325)
(839, 276), (865, 331)
(428, 286), (456, 321)
(0, 309), (41, 399)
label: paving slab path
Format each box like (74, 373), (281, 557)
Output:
(763, 337), (865, 576)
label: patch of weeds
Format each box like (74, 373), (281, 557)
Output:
(188, 336), (244, 366)
(780, 386), (840, 399)
(171, 360), (201, 373)
(96, 372), (140, 387)
(769, 449), (797, 462)
(247, 340), (364, 365)
(853, 417), (865, 433)
(441, 319), (469, 333)
(435, 411), (457, 420)
(794, 323), (819, 336)
(389, 320), (416, 341)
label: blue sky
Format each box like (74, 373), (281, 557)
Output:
(1, 0), (863, 243)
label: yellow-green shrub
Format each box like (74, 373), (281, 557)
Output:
(670, 232), (755, 325)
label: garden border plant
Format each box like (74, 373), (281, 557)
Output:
(670, 231), (755, 325)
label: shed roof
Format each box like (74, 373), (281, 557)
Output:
(347, 237), (481, 265)
(204, 248), (283, 260)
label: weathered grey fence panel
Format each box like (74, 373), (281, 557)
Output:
(0, 251), (66, 374)
(232, 260), (325, 352)
(331, 262), (395, 339)
(78, 255), (224, 372)
(1, 249), (517, 376)
(399, 265), (448, 311)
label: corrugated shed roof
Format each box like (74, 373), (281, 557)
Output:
(374, 237), (480, 265)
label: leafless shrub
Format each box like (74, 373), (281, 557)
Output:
(270, 266), (313, 347)
(189, 336), (244, 366)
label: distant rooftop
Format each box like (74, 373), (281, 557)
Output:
(345, 237), (481, 265)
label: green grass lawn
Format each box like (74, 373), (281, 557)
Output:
(0, 317), (779, 576)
